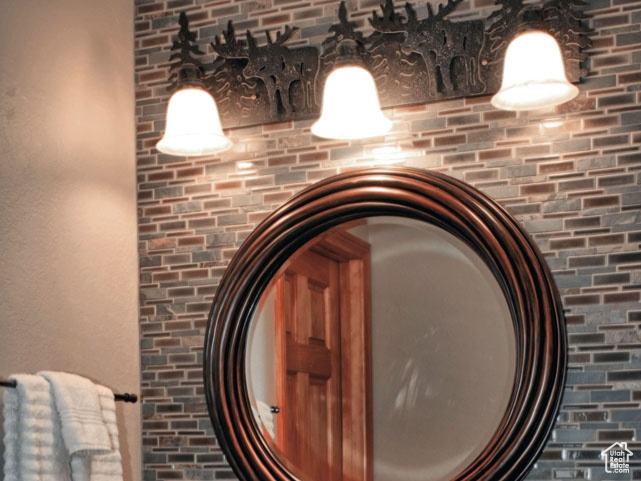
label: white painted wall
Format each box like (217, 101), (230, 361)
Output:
(0, 1), (140, 479)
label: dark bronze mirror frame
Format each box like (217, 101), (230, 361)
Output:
(204, 167), (567, 481)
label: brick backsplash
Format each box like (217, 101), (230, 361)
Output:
(135, 0), (641, 480)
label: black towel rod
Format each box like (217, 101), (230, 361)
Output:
(0, 379), (138, 403)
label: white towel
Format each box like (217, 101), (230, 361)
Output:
(39, 371), (112, 456)
(256, 400), (276, 439)
(70, 385), (124, 481)
(38, 372), (124, 481)
(2, 373), (72, 481)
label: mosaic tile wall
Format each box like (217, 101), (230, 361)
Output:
(135, 0), (641, 479)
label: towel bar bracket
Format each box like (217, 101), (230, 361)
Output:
(114, 393), (138, 403)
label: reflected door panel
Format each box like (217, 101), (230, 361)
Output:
(262, 230), (373, 481)
(275, 252), (342, 481)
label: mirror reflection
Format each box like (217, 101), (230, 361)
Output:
(246, 217), (516, 481)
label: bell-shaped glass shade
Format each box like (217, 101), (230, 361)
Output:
(491, 30), (578, 111)
(312, 65), (392, 140)
(156, 87), (232, 156)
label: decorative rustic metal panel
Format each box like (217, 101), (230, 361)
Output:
(209, 21), (320, 127)
(165, 0), (590, 129)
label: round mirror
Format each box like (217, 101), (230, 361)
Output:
(205, 167), (566, 481)
(246, 217), (516, 481)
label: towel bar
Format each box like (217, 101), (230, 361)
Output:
(0, 378), (138, 403)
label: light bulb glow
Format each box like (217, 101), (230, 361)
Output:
(491, 31), (578, 111)
(312, 65), (391, 140)
(157, 88), (232, 156)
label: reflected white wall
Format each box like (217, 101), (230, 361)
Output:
(364, 218), (515, 481)
(247, 288), (279, 439)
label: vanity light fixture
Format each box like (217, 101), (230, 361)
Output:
(312, 53), (391, 140)
(491, 30), (579, 111)
(311, 8), (391, 140)
(156, 0), (589, 156)
(156, 83), (232, 156)
(156, 14), (232, 156)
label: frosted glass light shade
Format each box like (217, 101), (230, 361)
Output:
(157, 87), (232, 156)
(312, 65), (391, 140)
(491, 30), (578, 111)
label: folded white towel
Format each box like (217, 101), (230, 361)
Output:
(70, 385), (124, 481)
(256, 400), (276, 439)
(2, 373), (72, 481)
(39, 371), (112, 456)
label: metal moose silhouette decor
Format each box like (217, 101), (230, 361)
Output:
(165, 0), (590, 129)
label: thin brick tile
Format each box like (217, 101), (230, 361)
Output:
(597, 93), (635, 108)
(569, 255), (607, 268)
(588, 233), (625, 246)
(593, 134), (629, 148)
(593, 352), (630, 363)
(604, 292), (640, 303)
(434, 134), (467, 147)
(559, 178), (595, 192)
(550, 238), (586, 249)
(540, 161), (575, 174)
(479, 148), (512, 161)
(584, 195), (620, 209)
(565, 217), (601, 230)
(521, 183), (556, 195)
(583, 115), (619, 129)
(598, 174), (635, 187)
(565, 294), (602, 306)
(594, 273), (631, 285)
(618, 152), (641, 165)
(609, 252), (641, 265)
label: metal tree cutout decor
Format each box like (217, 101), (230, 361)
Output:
(167, 12), (207, 90)
(165, 0), (590, 129)
(212, 23), (320, 122)
(321, 1), (367, 69)
(369, 0), (487, 101)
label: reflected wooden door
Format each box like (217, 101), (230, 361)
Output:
(273, 230), (372, 481)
